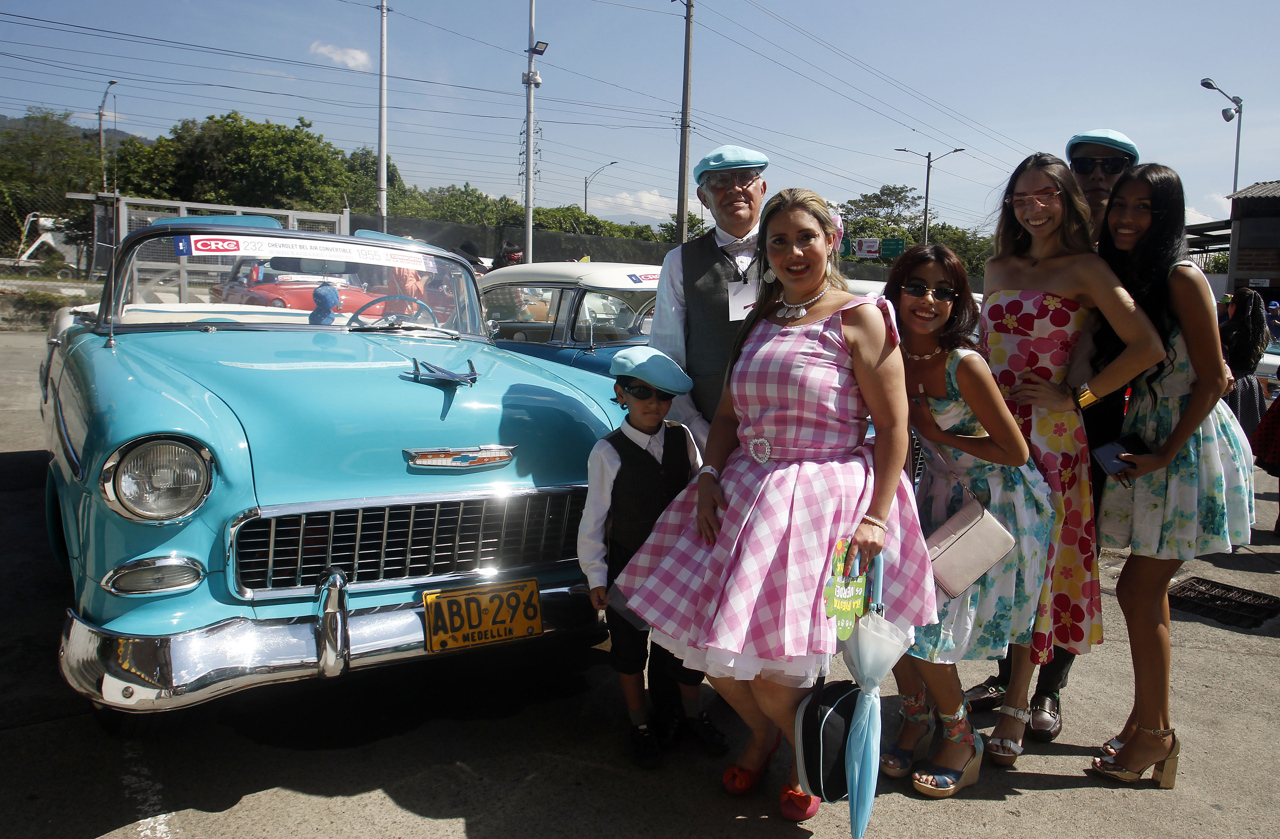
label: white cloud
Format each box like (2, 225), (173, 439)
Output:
(591, 189), (675, 222)
(1185, 206), (1216, 224)
(309, 42), (371, 71)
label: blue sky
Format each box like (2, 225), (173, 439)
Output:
(2, 0), (1276, 231)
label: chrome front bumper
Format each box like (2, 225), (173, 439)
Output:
(60, 569), (598, 712)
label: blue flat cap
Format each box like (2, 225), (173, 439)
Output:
(609, 347), (693, 395)
(1066, 129), (1139, 164)
(694, 145), (769, 185)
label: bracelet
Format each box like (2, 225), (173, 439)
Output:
(860, 514), (888, 532)
(697, 464), (720, 481)
(1074, 382), (1100, 410)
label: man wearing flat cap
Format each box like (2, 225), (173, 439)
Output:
(649, 145), (769, 449)
(1065, 128), (1139, 245)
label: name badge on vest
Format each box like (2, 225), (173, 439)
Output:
(728, 279), (757, 322)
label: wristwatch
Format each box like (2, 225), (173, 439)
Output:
(1074, 382), (1100, 410)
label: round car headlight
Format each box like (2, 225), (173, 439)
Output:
(107, 439), (211, 521)
(269, 298), (287, 308)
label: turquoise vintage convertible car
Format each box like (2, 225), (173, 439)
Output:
(42, 218), (623, 714)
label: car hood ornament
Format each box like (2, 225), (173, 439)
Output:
(402, 357), (478, 388)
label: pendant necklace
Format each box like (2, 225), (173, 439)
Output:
(904, 345), (945, 361)
(778, 282), (828, 318)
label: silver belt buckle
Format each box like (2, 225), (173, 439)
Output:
(748, 437), (772, 464)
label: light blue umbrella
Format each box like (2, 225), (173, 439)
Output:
(842, 555), (911, 839)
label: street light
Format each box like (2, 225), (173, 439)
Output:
(98, 80), (117, 193)
(894, 147), (964, 245)
(584, 162), (617, 214)
(1201, 78), (1243, 194)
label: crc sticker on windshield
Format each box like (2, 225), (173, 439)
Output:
(176, 235), (431, 271)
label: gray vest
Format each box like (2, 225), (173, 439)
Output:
(682, 230), (748, 421)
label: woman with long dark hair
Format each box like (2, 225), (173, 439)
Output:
(880, 244), (1053, 797)
(979, 153), (1163, 764)
(1090, 164), (1253, 787)
(1220, 288), (1271, 437)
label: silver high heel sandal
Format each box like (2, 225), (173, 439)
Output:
(1089, 726), (1180, 789)
(986, 705), (1030, 767)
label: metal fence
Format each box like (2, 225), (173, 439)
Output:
(0, 183), (91, 279)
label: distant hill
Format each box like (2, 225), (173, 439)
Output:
(0, 113), (154, 146)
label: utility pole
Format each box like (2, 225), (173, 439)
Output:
(377, 2), (388, 232)
(521, 1), (545, 264)
(98, 80), (116, 193)
(675, 0), (693, 243)
(894, 147), (964, 245)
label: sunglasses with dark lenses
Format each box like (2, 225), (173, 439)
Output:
(1070, 156), (1130, 176)
(901, 282), (959, 302)
(622, 383), (675, 402)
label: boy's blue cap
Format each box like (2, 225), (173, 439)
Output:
(694, 145), (769, 185)
(1065, 129), (1139, 164)
(610, 347), (693, 395)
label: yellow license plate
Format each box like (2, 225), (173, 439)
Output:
(422, 579), (542, 654)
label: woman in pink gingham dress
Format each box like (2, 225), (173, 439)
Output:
(616, 189), (936, 819)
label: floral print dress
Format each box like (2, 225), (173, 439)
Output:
(1099, 325), (1255, 559)
(983, 290), (1102, 662)
(909, 349), (1054, 664)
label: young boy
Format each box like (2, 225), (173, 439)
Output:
(577, 346), (728, 768)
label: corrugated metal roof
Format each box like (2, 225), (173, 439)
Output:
(1227, 181), (1280, 200)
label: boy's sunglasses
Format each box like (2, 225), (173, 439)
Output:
(622, 383), (675, 402)
(901, 282), (959, 302)
(1070, 156), (1130, 176)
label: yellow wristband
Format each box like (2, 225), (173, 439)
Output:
(1075, 383), (1099, 410)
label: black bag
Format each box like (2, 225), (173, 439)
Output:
(794, 675), (862, 801)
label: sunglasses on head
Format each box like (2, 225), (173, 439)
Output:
(1071, 156), (1130, 176)
(901, 282), (959, 302)
(621, 383), (675, 402)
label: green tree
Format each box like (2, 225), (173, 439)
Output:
(925, 222), (994, 287)
(839, 184), (922, 244)
(0, 108), (99, 260)
(116, 112), (352, 211)
(343, 146), (404, 213)
(1206, 252), (1230, 274)
(657, 211), (708, 243)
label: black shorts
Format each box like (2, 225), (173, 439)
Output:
(604, 606), (703, 686)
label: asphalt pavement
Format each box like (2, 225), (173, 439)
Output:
(0, 330), (1277, 839)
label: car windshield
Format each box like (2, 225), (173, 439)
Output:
(103, 230), (484, 335)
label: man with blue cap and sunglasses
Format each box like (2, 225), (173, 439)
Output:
(650, 144), (769, 450)
(966, 128), (1140, 746)
(1065, 128), (1139, 245)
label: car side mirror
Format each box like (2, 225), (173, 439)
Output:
(487, 319), (499, 338)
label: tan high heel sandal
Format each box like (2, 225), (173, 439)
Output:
(1089, 726), (1180, 789)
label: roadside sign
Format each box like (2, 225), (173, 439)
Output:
(855, 238), (880, 259)
(840, 236), (852, 258)
(881, 238), (906, 259)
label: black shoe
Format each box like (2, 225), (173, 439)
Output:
(1028, 693), (1062, 742)
(629, 724), (663, 769)
(962, 676), (1007, 713)
(681, 711), (730, 757)
(650, 711), (683, 748)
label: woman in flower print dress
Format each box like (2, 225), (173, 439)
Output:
(880, 244), (1053, 797)
(1089, 164), (1253, 788)
(981, 153), (1163, 763)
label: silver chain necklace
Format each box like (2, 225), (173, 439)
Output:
(777, 282), (828, 318)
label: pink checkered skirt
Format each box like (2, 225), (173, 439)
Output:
(615, 297), (937, 686)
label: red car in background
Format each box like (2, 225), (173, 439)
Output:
(210, 257), (387, 317)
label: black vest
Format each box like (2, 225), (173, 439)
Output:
(682, 230), (749, 421)
(603, 421), (691, 583)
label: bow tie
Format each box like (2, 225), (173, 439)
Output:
(724, 234), (756, 254)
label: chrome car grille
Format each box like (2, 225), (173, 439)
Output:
(234, 491), (586, 591)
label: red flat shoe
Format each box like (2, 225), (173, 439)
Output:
(722, 731), (782, 795)
(780, 788), (821, 821)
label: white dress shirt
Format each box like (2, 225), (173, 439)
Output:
(649, 225), (761, 450)
(576, 419), (702, 590)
